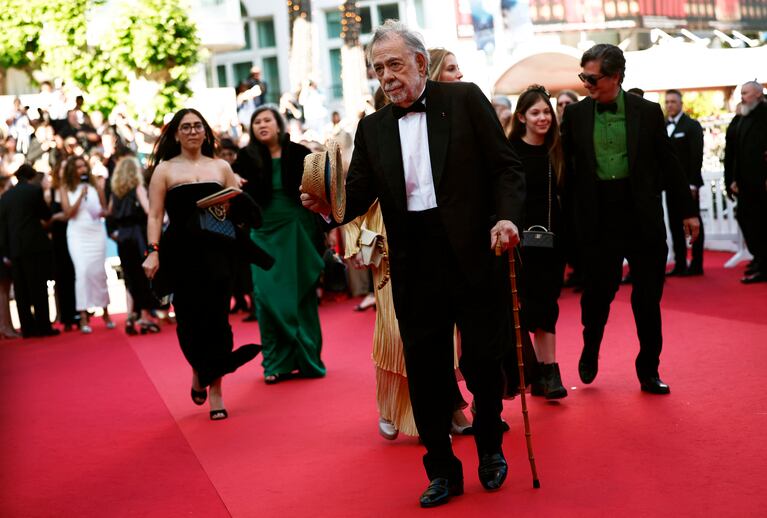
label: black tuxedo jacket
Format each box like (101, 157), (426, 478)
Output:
(343, 80), (524, 291)
(726, 101), (767, 190)
(667, 113), (704, 187)
(561, 92), (695, 247)
(0, 181), (53, 260)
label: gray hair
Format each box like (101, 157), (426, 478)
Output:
(492, 96), (512, 109)
(742, 80), (765, 97)
(366, 19), (430, 73)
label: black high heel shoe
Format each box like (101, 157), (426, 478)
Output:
(191, 387), (207, 406)
(125, 315), (138, 336)
(210, 409), (228, 420)
(138, 320), (161, 334)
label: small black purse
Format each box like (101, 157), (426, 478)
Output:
(521, 160), (555, 249)
(521, 225), (555, 248)
(198, 204), (236, 240)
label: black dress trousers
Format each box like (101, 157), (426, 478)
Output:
(394, 209), (506, 481)
(580, 179), (667, 379)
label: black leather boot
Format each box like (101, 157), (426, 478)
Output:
(542, 363), (568, 399)
(530, 362), (545, 396)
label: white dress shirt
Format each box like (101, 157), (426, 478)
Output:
(398, 91), (437, 212)
(666, 112), (682, 137)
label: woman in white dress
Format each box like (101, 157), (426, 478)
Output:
(60, 155), (114, 333)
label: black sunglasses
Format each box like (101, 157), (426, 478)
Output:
(578, 73), (605, 86)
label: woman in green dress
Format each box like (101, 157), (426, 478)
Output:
(233, 105), (326, 384)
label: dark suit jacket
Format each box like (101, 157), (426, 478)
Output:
(232, 135), (310, 208)
(560, 92), (694, 247)
(342, 80), (525, 307)
(0, 181), (53, 260)
(723, 114), (741, 191)
(727, 101), (767, 190)
(667, 113), (704, 187)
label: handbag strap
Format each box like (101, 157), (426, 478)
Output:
(546, 158), (552, 231)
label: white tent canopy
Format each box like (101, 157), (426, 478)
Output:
(493, 43), (767, 95)
(493, 43), (585, 95)
(622, 45), (767, 92)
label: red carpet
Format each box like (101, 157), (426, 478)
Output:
(2, 251), (765, 517)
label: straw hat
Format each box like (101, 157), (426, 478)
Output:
(302, 138), (346, 223)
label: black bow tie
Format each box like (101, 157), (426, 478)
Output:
(596, 102), (618, 114)
(392, 93), (426, 119)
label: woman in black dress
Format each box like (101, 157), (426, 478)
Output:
(142, 109), (262, 420)
(509, 85), (568, 399)
(108, 156), (159, 335)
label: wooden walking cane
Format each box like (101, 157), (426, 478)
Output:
(496, 236), (541, 489)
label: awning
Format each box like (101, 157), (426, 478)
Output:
(493, 43), (767, 95)
(493, 43), (586, 95)
(622, 45), (767, 92)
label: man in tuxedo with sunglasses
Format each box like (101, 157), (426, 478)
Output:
(302, 20), (524, 508)
(560, 44), (699, 395)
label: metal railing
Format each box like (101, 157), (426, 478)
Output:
(678, 167), (752, 267)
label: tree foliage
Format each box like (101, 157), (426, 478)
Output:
(0, 0), (201, 124)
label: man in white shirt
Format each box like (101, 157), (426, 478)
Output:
(302, 20), (524, 507)
(664, 89), (705, 276)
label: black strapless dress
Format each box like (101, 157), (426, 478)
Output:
(161, 182), (259, 387)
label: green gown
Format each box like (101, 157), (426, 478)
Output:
(250, 158), (326, 378)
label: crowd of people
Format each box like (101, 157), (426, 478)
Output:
(1, 17), (765, 510)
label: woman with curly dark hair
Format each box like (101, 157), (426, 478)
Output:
(60, 155), (113, 333)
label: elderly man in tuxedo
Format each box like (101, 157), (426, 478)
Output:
(302, 20), (524, 508)
(725, 81), (767, 284)
(664, 89), (705, 276)
(561, 44), (699, 396)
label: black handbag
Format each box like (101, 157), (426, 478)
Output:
(521, 225), (555, 248)
(198, 205), (236, 240)
(521, 160), (555, 249)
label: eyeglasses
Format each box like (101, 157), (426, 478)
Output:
(179, 122), (204, 134)
(578, 73), (605, 86)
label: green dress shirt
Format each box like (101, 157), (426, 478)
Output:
(593, 90), (629, 181)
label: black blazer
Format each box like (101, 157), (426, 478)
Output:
(723, 114), (741, 191)
(232, 135), (311, 207)
(561, 92), (695, 247)
(342, 80), (525, 289)
(667, 113), (704, 187)
(726, 101), (767, 190)
(0, 181), (53, 259)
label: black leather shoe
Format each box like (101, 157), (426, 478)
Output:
(683, 266), (703, 276)
(666, 265), (688, 277)
(478, 453), (508, 491)
(578, 348), (599, 384)
(741, 271), (767, 284)
(419, 477), (463, 508)
(640, 377), (671, 394)
(745, 261), (760, 275)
